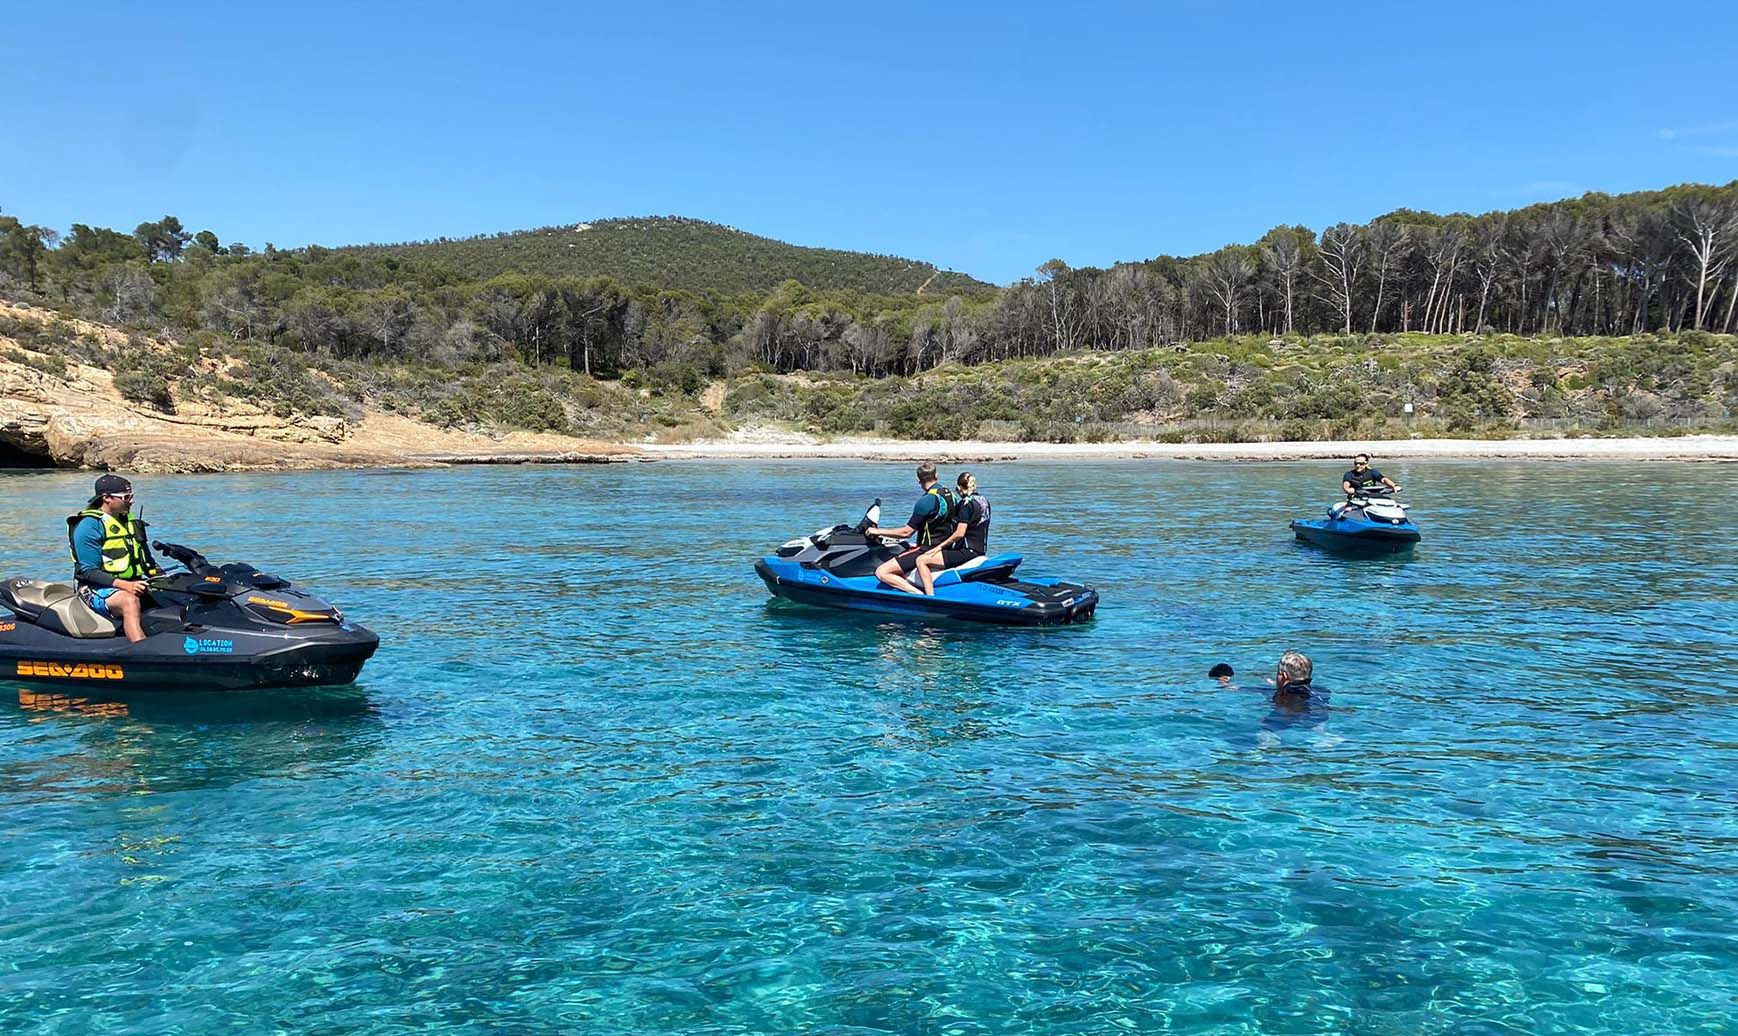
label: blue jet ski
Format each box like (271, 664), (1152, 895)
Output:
(755, 501), (1098, 625)
(1290, 487), (1420, 554)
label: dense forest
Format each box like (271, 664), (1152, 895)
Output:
(343, 217), (993, 297)
(4, 184), (1737, 381)
(1, 182), (1734, 440)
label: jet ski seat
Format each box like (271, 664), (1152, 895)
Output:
(0, 578), (118, 638)
(932, 553), (1023, 588)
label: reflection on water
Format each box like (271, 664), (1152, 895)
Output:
(1260, 687), (1331, 737)
(4, 683), (383, 798)
(2, 460), (1736, 1034)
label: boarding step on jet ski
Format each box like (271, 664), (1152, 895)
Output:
(0, 541), (379, 691)
(1290, 486), (1421, 554)
(755, 501), (1098, 625)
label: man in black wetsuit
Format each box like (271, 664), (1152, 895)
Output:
(1261, 650), (1330, 738)
(1341, 454), (1401, 497)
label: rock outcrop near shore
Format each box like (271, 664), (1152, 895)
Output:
(0, 303), (637, 472)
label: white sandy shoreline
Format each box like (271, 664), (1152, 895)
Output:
(638, 434), (1738, 462)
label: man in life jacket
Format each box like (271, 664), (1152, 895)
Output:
(67, 474), (162, 642)
(913, 470), (992, 596)
(865, 461), (956, 594)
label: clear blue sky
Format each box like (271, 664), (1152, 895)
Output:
(4, 1), (1735, 285)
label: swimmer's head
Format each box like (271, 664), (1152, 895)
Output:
(1276, 650), (1313, 689)
(1209, 663), (1234, 680)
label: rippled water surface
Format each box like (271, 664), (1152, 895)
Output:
(3, 460), (1736, 1034)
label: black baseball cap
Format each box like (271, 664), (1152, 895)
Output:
(93, 474), (133, 496)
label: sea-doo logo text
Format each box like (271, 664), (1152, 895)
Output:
(183, 637), (235, 655)
(248, 596), (290, 609)
(16, 661), (125, 680)
(0, 622), (14, 633)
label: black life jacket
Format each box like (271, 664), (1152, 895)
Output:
(916, 486), (956, 547)
(957, 492), (991, 553)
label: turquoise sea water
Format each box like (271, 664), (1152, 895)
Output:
(2, 459), (1736, 1034)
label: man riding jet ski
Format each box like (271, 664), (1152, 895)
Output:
(0, 475), (378, 691)
(1289, 455), (1420, 554)
(755, 494), (1098, 626)
(860, 461), (957, 594)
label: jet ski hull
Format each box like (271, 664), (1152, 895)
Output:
(755, 558), (1097, 626)
(1290, 517), (1421, 554)
(0, 618), (379, 692)
(2, 550), (379, 692)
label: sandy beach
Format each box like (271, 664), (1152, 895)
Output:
(638, 432), (1738, 462)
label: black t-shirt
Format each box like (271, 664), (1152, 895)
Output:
(1343, 467), (1384, 491)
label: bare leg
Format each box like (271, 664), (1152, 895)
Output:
(916, 551), (944, 595)
(109, 589), (146, 643)
(874, 557), (924, 595)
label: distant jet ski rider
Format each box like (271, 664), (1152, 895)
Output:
(68, 474), (162, 643)
(865, 461), (956, 595)
(1341, 454), (1401, 498)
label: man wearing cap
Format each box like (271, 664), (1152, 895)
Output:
(67, 475), (161, 643)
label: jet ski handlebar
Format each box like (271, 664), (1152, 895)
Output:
(152, 540), (221, 576)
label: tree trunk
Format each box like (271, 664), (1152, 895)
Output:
(1693, 246), (1712, 329)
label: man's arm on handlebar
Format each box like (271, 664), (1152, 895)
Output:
(865, 523), (914, 541)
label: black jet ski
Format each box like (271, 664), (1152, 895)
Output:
(755, 501), (1098, 626)
(0, 541), (379, 691)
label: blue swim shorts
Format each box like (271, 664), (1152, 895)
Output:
(78, 586), (119, 615)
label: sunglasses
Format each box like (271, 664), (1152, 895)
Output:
(105, 492), (135, 501)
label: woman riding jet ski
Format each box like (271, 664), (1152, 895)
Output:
(754, 498), (1098, 626)
(1, 475), (377, 690)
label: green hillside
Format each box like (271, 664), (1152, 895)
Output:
(341, 216), (993, 296)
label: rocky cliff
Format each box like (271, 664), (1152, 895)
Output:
(0, 302), (637, 472)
